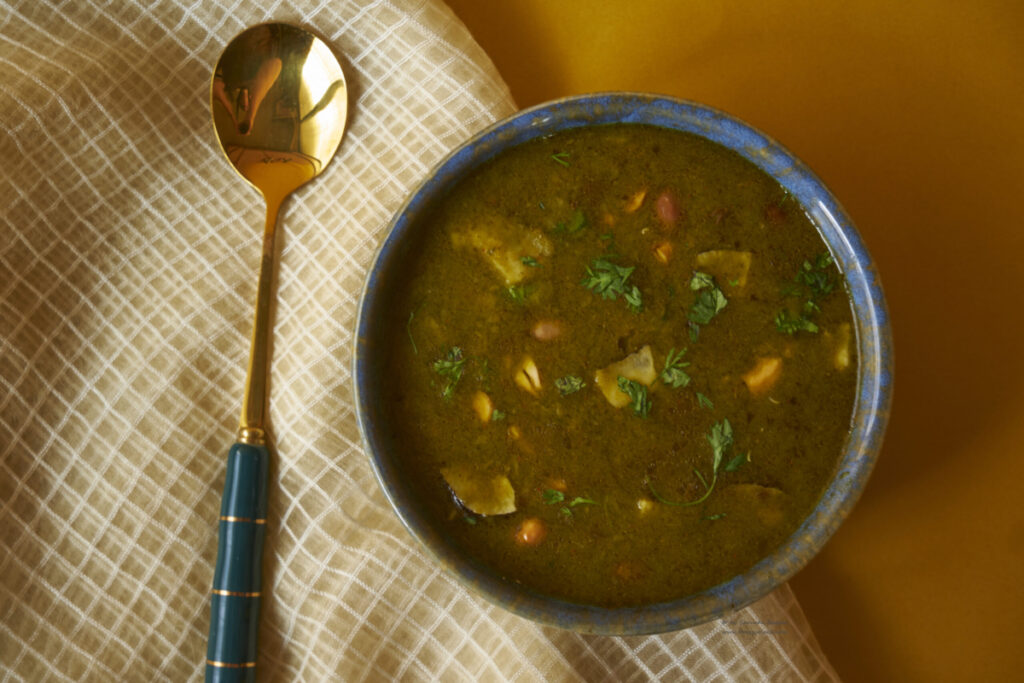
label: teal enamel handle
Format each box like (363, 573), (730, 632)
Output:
(206, 442), (269, 682)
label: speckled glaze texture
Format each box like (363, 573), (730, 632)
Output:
(353, 93), (894, 635)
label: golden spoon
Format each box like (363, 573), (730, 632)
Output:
(206, 23), (347, 680)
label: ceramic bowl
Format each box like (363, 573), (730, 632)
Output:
(353, 93), (893, 634)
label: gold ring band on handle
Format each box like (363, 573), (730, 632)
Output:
(207, 660), (256, 669)
(211, 589), (261, 597)
(219, 515), (266, 524)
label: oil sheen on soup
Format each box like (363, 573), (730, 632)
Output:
(382, 124), (857, 608)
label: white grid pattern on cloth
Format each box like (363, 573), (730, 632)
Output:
(0, 0), (840, 680)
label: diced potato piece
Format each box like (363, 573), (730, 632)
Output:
(472, 391), (493, 423)
(594, 345), (657, 408)
(441, 466), (516, 516)
(653, 241), (673, 264)
(451, 219), (552, 285)
(724, 484), (787, 527)
(742, 357), (782, 396)
(832, 322), (852, 370)
(695, 250), (753, 287)
(636, 498), (655, 514)
(624, 189), (647, 213)
(513, 356), (542, 395)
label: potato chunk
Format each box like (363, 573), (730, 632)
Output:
(652, 241), (673, 264)
(472, 391), (494, 423)
(451, 219), (552, 285)
(695, 250), (753, 288)
(623, 189), (646, 213)
(441, 467), (516, 516)
(742, 356), (782, 396)
(513, 356), (542, 395)
(831, 322), (853, 370)
(595, 345), (657, 408)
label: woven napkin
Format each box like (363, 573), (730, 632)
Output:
(0, 1), (840, 680)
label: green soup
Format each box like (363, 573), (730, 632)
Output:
(380, 124), (856, 608)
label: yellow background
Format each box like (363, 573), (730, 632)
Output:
(446, 1), (1024, 680)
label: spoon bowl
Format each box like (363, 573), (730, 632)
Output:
(205, 23), (347, 680)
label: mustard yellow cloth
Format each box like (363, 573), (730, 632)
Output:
(0, 1), (839, 679)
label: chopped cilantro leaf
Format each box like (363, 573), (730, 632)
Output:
(660, 347), (692, 388)
(689, 271), (716, 291)
(555, 375), (586, 396)
(707, 418), (734, 473)
(582, 258), (643, 313)
(505, 284), (531, 304)
(542, 489), (565, 505)
(617, 376), (651, 417)
(551, 151), (570, 167)
(724, 452), (749, 472)
(687, 271), (728, 326)
(645, 419), (738, 507)
(775, 309), (820, 335)
(689, 287), (728, 325)
(432, 347), (466, 400)
(520, 255), (541, 267)
(775, 252), (837, 335)
(543, 490), (596, 518)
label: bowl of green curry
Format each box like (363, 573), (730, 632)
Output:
(353, 93), (893, 634)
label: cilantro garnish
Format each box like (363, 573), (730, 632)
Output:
(688, 271), (728, 325)
(520, 255), (541, 268)
(505, 284), (532, 304)
(555, 375), (586, 396)
(775, 309), (819, 335)
(582, 258), (643, 313)
(775, 252), (836, 335)
(660, 347), (692, 388)
(432, 347), (466, 401)
(645, 418), (746, 507)
(542, 488), (596, 517)
(797, 252), (836, 299)
(551, 151), (570, 167)
(617, 376), (651, 417)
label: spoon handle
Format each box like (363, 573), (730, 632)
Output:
(205, 442), (269, 681)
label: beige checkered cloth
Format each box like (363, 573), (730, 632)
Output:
(0, 1), (841, 680)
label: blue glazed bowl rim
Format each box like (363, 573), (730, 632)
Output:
(353, 92), (893, 635)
